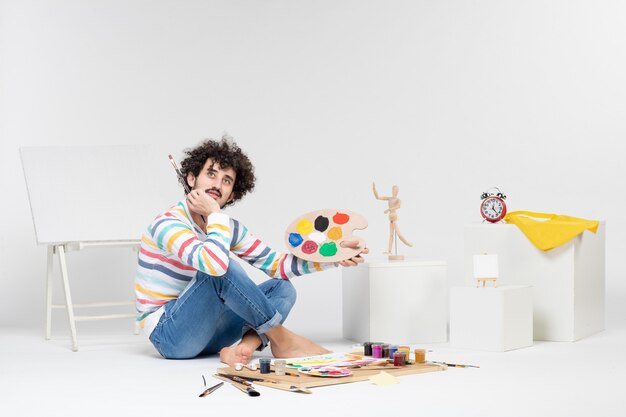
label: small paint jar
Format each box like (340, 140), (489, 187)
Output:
(382, 344), (390, 358)
(399, 346), (410, 363)
(372, 344), (383, 359)
(393, 351), (405, 367)
(363, 342), (373, 356)
(259, 358), (271, 374)
(388, 344), (398, 359)
(274, 359), (287, 376)
(414, 348), (426, 363)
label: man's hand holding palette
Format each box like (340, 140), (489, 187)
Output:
(284, 209), (367, 262)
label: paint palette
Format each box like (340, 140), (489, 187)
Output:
(284, 209), (367, 262)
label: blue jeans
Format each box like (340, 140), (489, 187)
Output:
(149, 259), (297, 359)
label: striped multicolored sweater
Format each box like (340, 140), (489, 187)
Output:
(134, 200), (333, 326)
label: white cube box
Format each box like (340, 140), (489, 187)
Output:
(342, 260), (447, 344)
(450, 286), (533, 351)
(464, 222), (605, 341)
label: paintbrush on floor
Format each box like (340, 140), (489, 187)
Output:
(218, 373), (312, 394)
(213, 374), (260, 397)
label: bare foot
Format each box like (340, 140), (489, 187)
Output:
(219, 344), (254, 367)
(267, 326), (331, 358)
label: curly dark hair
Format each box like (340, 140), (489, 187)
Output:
(179, 136), (256, 208)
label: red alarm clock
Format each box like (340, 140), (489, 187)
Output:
(480, 187), (507, 223)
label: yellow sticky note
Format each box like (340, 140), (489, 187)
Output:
(369, 371), (399, 386)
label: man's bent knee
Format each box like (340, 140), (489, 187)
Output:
(269, 279), (297, 319)
(266, 278), (296, 303)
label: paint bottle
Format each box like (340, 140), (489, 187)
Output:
(363, 342), (373, 356)
(259, 358), (271, 374)
(414, 348), (426, 363)
(372, 344), (383, 359)
(393, 351), (405, 367)
(388, 344), (398, 359)
(382, 344), (390, 358)
(274, 359), (287, 376)
(399, 345), (410, 364)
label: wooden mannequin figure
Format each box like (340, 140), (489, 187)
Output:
(372, 182), (413, 260)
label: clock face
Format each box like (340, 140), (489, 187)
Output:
(480, 197), (506, 222)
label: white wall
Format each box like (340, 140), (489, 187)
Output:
(2, 0), (625, 338)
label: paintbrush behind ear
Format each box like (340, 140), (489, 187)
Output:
(169, 154), (206, 223)
(168, 155), (191, 194)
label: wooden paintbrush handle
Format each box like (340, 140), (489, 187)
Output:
(213, 374), (260, 396)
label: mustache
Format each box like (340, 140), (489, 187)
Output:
(206, 188), (222, 198)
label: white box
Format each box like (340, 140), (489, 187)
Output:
(450, 286), (533, 351)
(464, 222), (605, 341)
(342, 260), (447, 343)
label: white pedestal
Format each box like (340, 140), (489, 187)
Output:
(450, 286), (533, 351)
(464, 222), (605, 341)
(342, 260), (447, 343)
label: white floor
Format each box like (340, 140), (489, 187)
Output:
(3, 324), (626, 417)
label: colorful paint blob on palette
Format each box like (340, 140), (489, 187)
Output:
(297, 366), (352, 377)
(290, 213), (348, 258)
(284, 209), (367, 263)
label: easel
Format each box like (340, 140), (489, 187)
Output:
(46, 241), (139, 351)
(474, 254), (499, 288)
(476, 277), (498, 288)
(21, 145), (180, 350)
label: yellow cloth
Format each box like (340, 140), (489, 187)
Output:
(503, 211), (599, 251)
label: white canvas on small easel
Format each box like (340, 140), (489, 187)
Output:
(474, 254), (499, 287)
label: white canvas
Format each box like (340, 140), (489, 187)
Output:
(473, 254), (499, 279)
